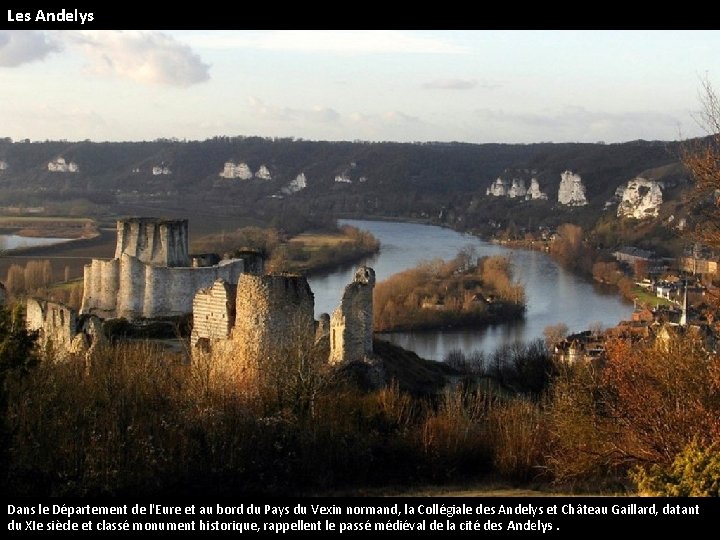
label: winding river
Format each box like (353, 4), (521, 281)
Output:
(308, 220), (633, 361)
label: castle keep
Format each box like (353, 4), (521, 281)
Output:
(81, 218), (262, 319)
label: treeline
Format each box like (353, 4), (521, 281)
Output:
(5, 260), (83, 309)
(374, 251), (526, 332)
(442, 334), (720, 494)
(191, 224), (380, 275)
(272, 225), (380, 274)
(0, 136), (686, 242)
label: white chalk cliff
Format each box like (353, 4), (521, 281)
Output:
(525, 178), (548, 200)
(486, 177), (508, 197)
(220, 162), (253, 180)
(48, 157), (79, 173)
(508, 179), (527, 198)
(558, 171), (588, 206)
(282, 173), (307, 194)
(255, 165), (272, 180)
(617, 177), (663, 219)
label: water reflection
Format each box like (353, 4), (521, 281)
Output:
(308, 220), (632, 360)
(0, 235), (71, 250)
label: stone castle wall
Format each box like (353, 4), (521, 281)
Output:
(82, 254), (247, 319)
(26, 298), (104, 359)
(233, 274), (315, 366)
(82, 217), (262, 320)
(191, 280), (237, 347)
(329, 266), (375, 365)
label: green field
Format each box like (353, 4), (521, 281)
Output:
(631, 285), (674, 308)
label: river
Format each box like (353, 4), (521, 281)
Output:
(308, 219), (633, 360)
(0, 234), (72, 250)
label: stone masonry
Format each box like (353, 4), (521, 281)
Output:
(81, 218), (261, 319)
(191, 280), (237, 347)
(192, 265), (376, 370)
(115, 218), (190, 267)
(232, 273), (315, 366)
(26, 298), (105, 360)
(329, 266), (375, 365)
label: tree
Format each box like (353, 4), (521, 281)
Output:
(543, 323), (569, 348)
(683, 78), (720, 252)
(0, 305), (39, 482)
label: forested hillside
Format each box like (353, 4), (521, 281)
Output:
(0, 136), (688, 236)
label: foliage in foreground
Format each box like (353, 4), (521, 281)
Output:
(632, 439), (720, 496)
(2, 302), (719, 496)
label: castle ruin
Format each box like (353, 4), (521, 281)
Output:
(329, 266), (375, 365)
(26, 298), (105, 360)
(192, 265), (376, 369)
(233, 274), (315, 366)
(81, 218), (262, 319)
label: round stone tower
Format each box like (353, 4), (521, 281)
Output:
(232, 273), (315, 367)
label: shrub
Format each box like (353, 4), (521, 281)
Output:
(632, 439), (720, 496)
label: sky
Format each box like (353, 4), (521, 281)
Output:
(0, 30), (718, 144)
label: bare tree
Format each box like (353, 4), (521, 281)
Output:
(543, 323), (569, 348)
(683, 78), (720, 252)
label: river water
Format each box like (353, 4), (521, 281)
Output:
(0, 234), (71, 250)
(308, 220), (632, 360)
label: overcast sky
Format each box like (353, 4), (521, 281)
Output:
(0, 30), (718, 144)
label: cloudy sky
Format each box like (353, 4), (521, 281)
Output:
(0, 30), (718, 144)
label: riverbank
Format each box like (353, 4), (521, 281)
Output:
(0, 216), (98, 239)
(374, 253), (526, 333)
(282, 225), (380, 275)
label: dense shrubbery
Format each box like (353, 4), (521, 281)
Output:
(632, 440), (720, 496)
(2, 303), (718, 495)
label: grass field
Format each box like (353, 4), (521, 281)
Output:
(288, 231), (353, 249)
(631, 285), (674, 308)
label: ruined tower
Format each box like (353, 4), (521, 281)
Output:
(233, 274), (315, 366)
(329, 266), (375, 365)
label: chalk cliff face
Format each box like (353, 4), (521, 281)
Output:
(507, 178), (527, 198)
(617, 177), (663, 219)
(558, 171), (588, 206)
(486, 177), (508, 197)
(255, 165), (272, 180)
(282, 173), (307, 195)
(525, 178), (548, 200)
(487, 170), (547, 201)
(48, 157), (79, 173)
(152, 165), (171, 175)
(220, 162), (253, 179)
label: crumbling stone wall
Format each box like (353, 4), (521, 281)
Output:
(191, 280), (237, 347)
(329, 266), (375, 365)
(26, 298), (104, 360)
(233, 274), (315, 367)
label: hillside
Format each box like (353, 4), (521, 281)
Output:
(0, 137), (692, 239)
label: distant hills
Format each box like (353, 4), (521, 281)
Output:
(0, 136), (692, 237)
